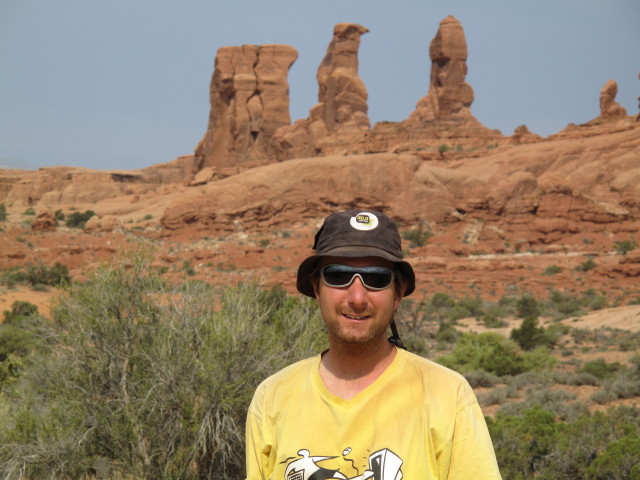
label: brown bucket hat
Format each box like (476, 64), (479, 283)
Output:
(296, 210), (416, 298)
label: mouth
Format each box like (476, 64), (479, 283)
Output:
(343, 313), (370, 321)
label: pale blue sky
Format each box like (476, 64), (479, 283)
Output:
(1, 0), (638, 170)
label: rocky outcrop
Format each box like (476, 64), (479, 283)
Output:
(600, 79), (628, 118)
(83, 215), (122, 233)
(365, 16), (503, 153)
(195, 44), (298, 172)
(510, 125), (543, 144)
(4, 156), (197, 207)
(272, 23), (370, 160)
(161, 124), (640, 242)
(31, 210), (57, 232)
(551, 79), (635, 140)
(0, 171), (26, 202)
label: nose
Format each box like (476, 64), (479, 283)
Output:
(347, 275), (368, 309)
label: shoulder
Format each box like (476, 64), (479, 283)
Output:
(398, 348), (468, 383)
(396, 349), (477, 404)
(250, 355), (319, 408)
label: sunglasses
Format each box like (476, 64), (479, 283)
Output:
(321, 264), (395, 291)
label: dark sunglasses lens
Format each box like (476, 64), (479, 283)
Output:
(363, 268), (393, 289)
(322, 265), (356, 286)
(322, 265), (393, 289)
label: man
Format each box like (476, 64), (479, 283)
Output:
(245, 210), (502, 479)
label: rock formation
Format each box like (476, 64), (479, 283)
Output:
(272, 23), (371, 160)
(194, 44), (298, 173)
(365, 16), (503, 153)
(600, 79), (628, 117)
(4, 156), (196, 207)
(31, 210), (57, 232)
(409, 15), (473, 121)
(161, 123), (640, 242)
(510, 125), (543, 144)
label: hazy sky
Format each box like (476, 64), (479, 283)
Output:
(1, 0), (638, 170)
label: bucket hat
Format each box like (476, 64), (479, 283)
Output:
(296, 210), (415, 298)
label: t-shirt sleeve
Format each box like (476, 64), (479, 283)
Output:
(438, 383), (502, 480)
(245, 387), (273, 480)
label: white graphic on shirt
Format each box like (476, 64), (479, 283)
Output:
(283, 447), (403, 480)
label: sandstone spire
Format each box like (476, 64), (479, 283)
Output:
(409, 15), (474, 121)
(599, 79), (627, 118)
(365, 15), (503, 152)
(195, 44), (298, 173)
(272, 23), (370, 160)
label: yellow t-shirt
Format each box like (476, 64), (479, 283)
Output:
(245, 348), (502, 480)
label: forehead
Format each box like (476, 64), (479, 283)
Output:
(319, 256), (395, 269)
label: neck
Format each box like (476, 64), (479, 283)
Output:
(319, 337), (396, 399)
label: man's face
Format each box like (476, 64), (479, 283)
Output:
(314, 256), (403, 347)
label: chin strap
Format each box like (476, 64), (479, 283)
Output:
(388, 319), (406, 350)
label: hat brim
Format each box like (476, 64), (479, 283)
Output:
(296, 246), (416, 298)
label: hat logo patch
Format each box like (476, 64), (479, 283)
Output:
(350, 212), (379, 231)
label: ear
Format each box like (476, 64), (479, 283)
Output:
(393, 289), (403, 312)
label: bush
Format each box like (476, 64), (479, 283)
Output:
(436, 332), (553, 376)
(576, 256), (597, 272)
(463, 369), (500, 388)
(0, 262), (70, 289)
(2, 301), (38, 323)
(487, 406), (559, 478)
(516, 295), (541, 319)
(580, 358), (624, 380)
(491, 405), (640, 478)
(64, 210), (95, 228)
(0, 204), (6, 222)
(0, 251), (326, 479)
(542, 264), (563, 276)
(511, 317), (547, 351)
(548, 290), (584, 318)
(613, 239), (637, 255)
(431, 292), (455, 309)
(534, 406), (640, 479)
(402, 221), (433, 248)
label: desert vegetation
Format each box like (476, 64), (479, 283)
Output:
(0, 249), (639, 479)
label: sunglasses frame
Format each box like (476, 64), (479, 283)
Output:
(320, 264), (395, 291)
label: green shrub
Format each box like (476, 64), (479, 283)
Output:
(435, 320), (461, 344)
(585, 434), (640, 479)
(23, 207), (36, 216)
(3, 301), (38, 323)
(534, 407), (640, 479)
(580, 358), (624, 380)
(436, 332), (552, 376)
(477, 386), (517, 407)
(576, 256), (597, 272)
(402, 221), (433, 248)
(511, 317), (547, 351)
(1, 262), (70, 289)
(431, 292), (455, 309)
(463, 369), (500, 388)
(542, 264), (563, 276)
(0, 251), (326, 479)
(487, 406), (559, 478)
(516, 295), (541, 319)
(0, 204), (7, 222)
(64, 210), (96, 228)
(613, 239), (637, 255)
(548, 290), (584, 318)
